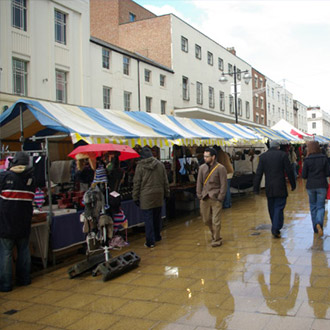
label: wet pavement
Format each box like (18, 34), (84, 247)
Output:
(1, 178), (330, 329)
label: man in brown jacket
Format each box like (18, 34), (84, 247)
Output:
(197, 147), (227, 247)
(133, 146), (170, 248)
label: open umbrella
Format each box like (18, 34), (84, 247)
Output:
(68, 143), (140, 161)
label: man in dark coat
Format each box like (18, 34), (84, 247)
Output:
(133, 146), (170, 248)
(254, 141), (296, 238)
(0, 152), (35, 292)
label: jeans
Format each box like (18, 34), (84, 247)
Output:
(307, 188), (327, 232)
(223, 179), (232, 208)
(267, 197), (287, 235)
(141, 207), (162, 246)
(292, 163), (297, 181)
(0, 237), (31, 292)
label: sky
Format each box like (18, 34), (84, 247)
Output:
(135, 0), (330, 112)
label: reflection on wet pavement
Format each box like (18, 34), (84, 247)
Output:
(1, 179), (329, 329)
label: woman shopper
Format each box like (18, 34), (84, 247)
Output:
(302, 141), (330, 236)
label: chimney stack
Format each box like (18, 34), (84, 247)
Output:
(227, 47), (236, 56)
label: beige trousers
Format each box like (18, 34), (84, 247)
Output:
(200, 197), (222, 243)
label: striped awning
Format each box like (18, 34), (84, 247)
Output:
(247, 126), (304, 143)
(1, 99), (262, 147)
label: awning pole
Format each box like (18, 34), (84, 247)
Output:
(19, 104), (24, 150)
(45, 137), (53, 226)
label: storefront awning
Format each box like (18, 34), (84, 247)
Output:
(1, 99), (262, 148)
(247, 126), (303, 143)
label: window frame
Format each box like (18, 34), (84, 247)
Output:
(12, 57), (28, 96)
(55, 69), (67, 103)
(195, 44), (201, 59)
(246, 101), (250, 118)
(129, 12), (136, 22)
(161, 100), (166, 115)
(123, 56), (130, 75)
(219, 91), (225, 111)
(102, 48), (110, 69)
(196, 81), (203, 105)
(12, 0), (27, 31)
(229, 95), (234, 113)
(124, 91), (132, 111)
(218, 57), (224, 71)
(144, 69), (151, 83)
(207, 51), (213, 66)
(103, 86), (111, 109)
(208, 86), (215, 108)
(181, 36), (188, 52)
(54, 9), (67, 45)
(228, 63), (233, 76)
(146, 96), (152, 113)
(182, 76), (189, 100)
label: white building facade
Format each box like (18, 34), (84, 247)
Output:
(293, 100), (308, 133)
(0, 0), (91, 111)
(266, 78), (293, 127)
(0, 0), (174, 115)
(170, 16), (254, 124)
(307, 106), (330, 138)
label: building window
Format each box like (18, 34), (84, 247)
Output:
(272, 88), (274, 98)
(246, 101), (250, 118)
(102, 48), (110, 69)
(254, 76), (258, 87)
(124, 91), (131, 111)
(228, 64), (233, 76)
(55, 9), (67, 45)
(182, 76), (189, 100)
(312, 113), (316, 118)
(123, 56), (130, 75)
(103, 86), (111, 109)
(260, 96), (264, 110)
(238, 98), (242, 116)
(161, 100), (166, 115)
(146, 97), (152, 112)
(277, 91), (280, 101)
(129, 12), (136, 22)
(282, 109), (284, 117)
(160, 74), (166, 87)
(237, 69), (241, 81)
(55, 69), (67, 103)
(12, 0), (27, 31)
(256, 114), (259, 123)
(144, 69), (151, 82)
(255, 95), (259, 107)
(181, 36), (188, 52)
(219, 91), (225, 111)
(207, 51), (213, 66)
(260, 115), (264, 124)
(195, 44), (201, 59)
(267, 86), (270, 96)
(267, 103), (270, 113)
(259, 78), (263, 88)
(312, 122), (316, 129)
(209, 86), (214, 108)
(229, 95), (234, 113)
(218, 57), (224, 71)
(196, 82), (203, 105)
(12, 58), (27, 95)
(272, 104), (275, 114)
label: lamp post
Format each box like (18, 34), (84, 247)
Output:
(219, 65), (252, 124)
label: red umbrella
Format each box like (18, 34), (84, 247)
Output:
(68, 143), (140, 161)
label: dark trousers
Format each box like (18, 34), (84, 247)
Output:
(0, 237), (31, 292)
(267, 197), (287, 235)
(141, 207), (162, 246)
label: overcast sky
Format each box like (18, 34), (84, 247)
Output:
(135, 0), (330, 112)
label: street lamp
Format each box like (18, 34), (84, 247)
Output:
(219, 65), (252, 124)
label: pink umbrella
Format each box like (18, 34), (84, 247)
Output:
(68, 143), (140, 161)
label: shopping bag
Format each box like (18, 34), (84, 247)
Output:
(326, 184), (330, 200)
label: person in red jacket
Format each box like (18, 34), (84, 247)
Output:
(0, 152), (35, 292)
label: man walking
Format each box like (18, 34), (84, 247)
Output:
(254, 141), (296, 238)
(133, 146), (170, 248)
(0, 152), (35, 292)
(196, 147), (227, 247)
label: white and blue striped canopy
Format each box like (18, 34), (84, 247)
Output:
(0, 99), (263, 147)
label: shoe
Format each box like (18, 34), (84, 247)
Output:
(211, 240), (222, 247)
(144, 243), (155, 248)
(316, 224), (323, 237)
(272, 231), (281, 238)
(155, 236), (162, 242)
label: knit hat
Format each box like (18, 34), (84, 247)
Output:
(10, 151), (30, 167)
(270, 141), (280, 148)
(140, 146), (153, 159)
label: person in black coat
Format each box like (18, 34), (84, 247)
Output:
(254, 141), (296, 238)
(302, 141), (330, 236)
(0, 152), (35, 292)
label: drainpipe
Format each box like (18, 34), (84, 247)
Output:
(137, 59), (141, 111)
